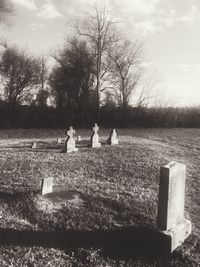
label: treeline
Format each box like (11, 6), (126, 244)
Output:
(0, 103), (199, 128)
(0, 3), (199, 129)
(0, 4), (153, 129)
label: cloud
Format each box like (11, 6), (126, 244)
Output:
(37, 0), (62, 19)
(173, 62), (200, 72)
(178, 5), (199, 24)
(129, 0), (159, 15)
(134, 19), (163, 35)
(177, 64), (190, 70)
(139, 61), (153, 68)
(109, 0), (200, 37)
(12, 0), (37, 10)
(160, 2), (200, 27)
(30, 23), (45, 30)
(110, 0), (159, 16)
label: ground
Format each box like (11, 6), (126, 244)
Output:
(0, 128), (199, 266)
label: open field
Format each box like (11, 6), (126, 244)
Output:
(0, 128), (200, 266)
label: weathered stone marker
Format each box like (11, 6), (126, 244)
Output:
(157, 161), (192, 252)
(91, 123), (101, 148)
(41, 177), (53, 195)
(77, 135), (81, 142)
(107, 129), (119, 145)
(31, 142), (37, 149)
(57, 138), (62, 144)
(64, 126), (78, 153)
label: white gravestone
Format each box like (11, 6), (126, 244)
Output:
(57, 138), (62, 144)
(41, 177), (53, 195)
(91, 123), (101, 148)
(31, 142), (37, 149)
(107, 129), (119, 145)
(64, 126), (78, 153)
(77, 135), (81, 142)
(157, 161), (192, 252)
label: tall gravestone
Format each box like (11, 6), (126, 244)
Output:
(91, 123), (101, 148)
(107, 129), (119, 145)
(64, 126), (78, 153)
(157, 161), (192, 252)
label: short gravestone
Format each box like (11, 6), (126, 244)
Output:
(57, 138), (62, 144)
(77, 135), (81, 142)
(64, 126), (78, 153)
(91, 123), (101, 148)
(31, 142), (37, 149)
(107, 129), (119, 145)
(157, 161), (192, 252)
(41, 177), (53, 195)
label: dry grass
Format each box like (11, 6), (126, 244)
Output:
(0, 128), (199, 266)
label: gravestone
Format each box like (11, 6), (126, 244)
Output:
(57, 138), (62, 144)
(31, 142), (37, 149)
(64, 126), (78, 153)
(41, 177), (53, 195)
(107, 129), (119, 145)
(77, 135), (81, 142)
(157, 161), (192, 252)
(91, 123), (101, 148)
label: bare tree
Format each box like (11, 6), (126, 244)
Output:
(73, 3), (118, 120)
(34, 56), (49, 106)
(108, 39), (142, 110)
(0, 46), (41, 110)
(39, 56), (48, 92)
(50, 38), (95, 125)
(135, 81), (154, 108)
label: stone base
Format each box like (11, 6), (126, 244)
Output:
(107, 139), (119, 145)
(159, 219), (192, 253)
(111, 140), (119, 145)
(91, 142), (101, 148)
(57, 138), (62, 144)
(66, 147), (78, 153)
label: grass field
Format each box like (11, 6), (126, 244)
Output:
(0, 128), (200, 266)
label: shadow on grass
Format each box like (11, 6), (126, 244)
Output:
(0, 226), (171, 259)
(1, 140), (111, 151)
(0, 191), (13, 199)
(2, 141), (61, 150)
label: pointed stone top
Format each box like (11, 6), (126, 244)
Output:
(93, 123), (99, 133)
(112, 128), (117, 136)
(67, 126), (75, 137)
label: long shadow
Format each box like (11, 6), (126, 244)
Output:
(0, 226), (171, 259)
(1, 141), (110, 150)
(0, 192), (13, 199)
(2, 141), (60, 150)
(0, 144), (31, 149)
(76, 140), (109, 148)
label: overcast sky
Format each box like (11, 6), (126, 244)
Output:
(1, 0), (200, 107)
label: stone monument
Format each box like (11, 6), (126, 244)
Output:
(91, 123), (101, 148)
(41, 177), (53, 195)
(64, 126), (78, 153)
(77, 135), (81, 142)
(157, 161), (192, 252)
(107, 129), (119, 145)
(31, 142), (37, 149)
(57, 138), (62, 144)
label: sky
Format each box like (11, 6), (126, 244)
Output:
(0, 0), (200, 107)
